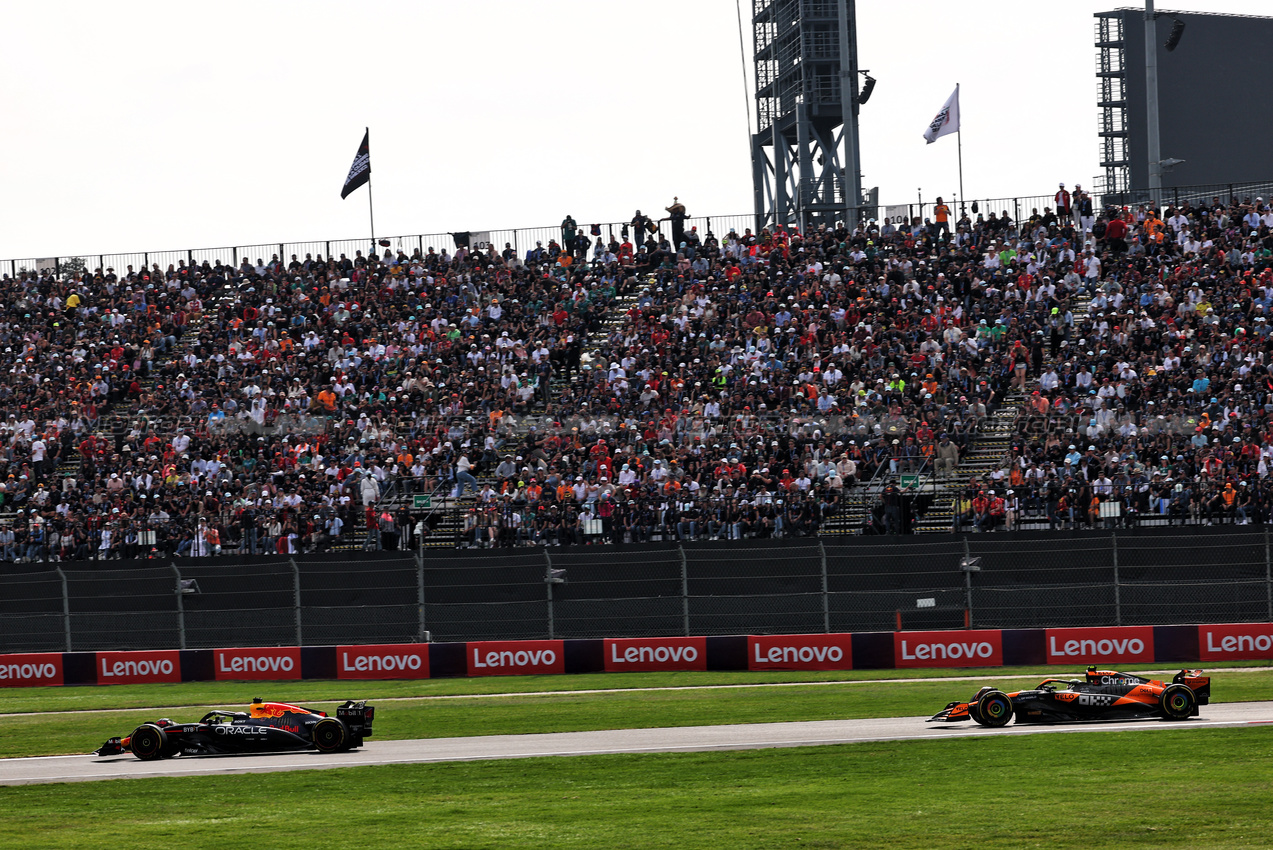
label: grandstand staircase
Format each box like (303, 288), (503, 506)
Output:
(909, 288), (1093, 533)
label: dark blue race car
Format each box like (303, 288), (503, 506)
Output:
(95, 698), (374, 760)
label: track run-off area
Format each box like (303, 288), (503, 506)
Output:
(3, 700), (1271, 786)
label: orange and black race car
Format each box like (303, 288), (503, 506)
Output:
(928, 667), (1210, 727)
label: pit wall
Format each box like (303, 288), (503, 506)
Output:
(2, 623), (1270, 687)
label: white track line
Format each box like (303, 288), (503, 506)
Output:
(3, 666), (1269, 718)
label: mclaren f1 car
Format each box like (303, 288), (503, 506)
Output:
(928, 667), (1210, 727)
(95, 698), (374, 760)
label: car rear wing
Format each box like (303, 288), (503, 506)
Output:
(1173, 670), (1210, 704)
(337, 700), (374, 737)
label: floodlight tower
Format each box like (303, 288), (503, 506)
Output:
(751, 0), (871, 233)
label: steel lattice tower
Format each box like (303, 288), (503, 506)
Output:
(752, 0), (868, 233)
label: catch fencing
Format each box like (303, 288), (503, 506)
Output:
(1, 528), (1269, 653)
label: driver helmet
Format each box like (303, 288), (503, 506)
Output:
(155, 718), (172, 728)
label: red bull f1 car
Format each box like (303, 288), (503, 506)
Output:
(95, 698), (374, 760)
(928, 667), (1210, 727)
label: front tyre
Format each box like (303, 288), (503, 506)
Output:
(129, 724), (168, 761)
(977, 691), (1013, 728)
(1160, 684), (1196, 720)
(312, 717), (348, 753)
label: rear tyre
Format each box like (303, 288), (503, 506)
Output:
(1160, 684), (1196, 720)
(129, 724), (168, 761)
(977, 691), (1013, 728)
(312, 717), (348, 753)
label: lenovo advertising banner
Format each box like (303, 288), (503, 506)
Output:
(894, 630), (1003, 668)
(467, 640), (565, 676)
(97, 650), (182, 684)
(604, 636), (708, 672)
(338, 644), (430, 679)
(1045, 627), (1154, 665)
(214, 646), (303, 681)
(0, 652), (64, 687)
(748, 633), (854, 671)
(1199, 623), (1273, 661)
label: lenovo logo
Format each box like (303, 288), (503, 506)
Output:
(748, 634), (853, 671)
(473, 648), (557, 668)
(893, 631), (1003, 668)
(900, 640), (993, 661)
(1200, 623), (1273, 661)
(605, 637), (707, 672)
(1050, 637), (1145, 657)
(97, 651), (182, 684)
(218, 654), (294, 673)
(338, 644), (430, 680)
(1045, 627), (1154, 664)
(467, 640), (565, 676)
(0, 653), (63, 687)
(103, 658), (173, 677)
(214, 647), (301, 681)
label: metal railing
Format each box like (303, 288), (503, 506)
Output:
(11, 176), (1273, 280)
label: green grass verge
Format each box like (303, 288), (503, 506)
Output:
(7, 659), (1271, 714)
(4, 668), (1272, 759)
(2, 728), (1270, 849)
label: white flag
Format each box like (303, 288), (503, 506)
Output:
(923, 85), (960, 145)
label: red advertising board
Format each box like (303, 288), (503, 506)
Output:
(0, 652), (63, 687)
(213, 646), (302, 681)
(467, 640), (565, 676)
(337, 643), (431, 679)
(1045, 626), (1155, 665)
(748, 633), (853, 671)
(894, 630), (1003, 668)
(1199, 622), (1273, 661)
(604, 637), (707, 672)
(96, 650), (182, 684)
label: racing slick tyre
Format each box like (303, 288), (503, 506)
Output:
(1159, 683), (1197, 721)
(977, 691), (1013, 728)
(128, 724), (168, 761)
(312, 717), (349, 753)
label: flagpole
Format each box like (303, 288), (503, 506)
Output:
(365, 127), (377, 254)
(956, 85), (965, 216)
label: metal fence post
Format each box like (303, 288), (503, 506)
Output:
(416, 546), (426, 642)
(963, 536), (973, 628)
(55, 567), (71, 652)
(819, 541), (829, 633)
(289, 558), (302, 646)
(679, 546), (689, 636)
(1111, 532), (1121, 626)
(1266, 525), (1271, 621)
(544, 550), (555, 640)
(171, 563), (186, 650)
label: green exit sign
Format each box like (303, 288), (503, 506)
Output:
(412, 495), (433, 509)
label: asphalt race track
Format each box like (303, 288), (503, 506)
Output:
(4, 701), (1272, 786)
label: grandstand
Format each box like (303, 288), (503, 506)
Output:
(3, 179), (1273, 561)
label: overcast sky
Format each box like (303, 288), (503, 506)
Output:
(2, 1), (1267, 260)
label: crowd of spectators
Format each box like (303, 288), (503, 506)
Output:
(4, 183), (1273, 559)
(954, 190), (1273, 532)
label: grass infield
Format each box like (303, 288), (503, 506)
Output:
(1, 728), (1270, 849)
(1, 665), (1271, 759)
